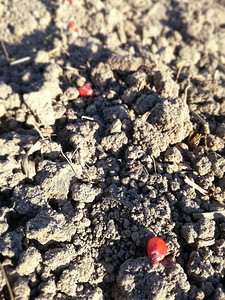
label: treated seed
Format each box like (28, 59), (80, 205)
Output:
(147, 237), (167, 263)
(79, 85), (93, 97)
(69, 21), (78, 32)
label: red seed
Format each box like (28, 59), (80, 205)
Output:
(69, 21), (78, 32)
(68, 0), (73, 2)
(147, 237), (167, 263)
(79, 85), (93, 97)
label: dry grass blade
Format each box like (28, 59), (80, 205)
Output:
(0, 263), (14, 300)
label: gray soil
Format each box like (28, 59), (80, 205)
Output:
(0, 0), (225, 299)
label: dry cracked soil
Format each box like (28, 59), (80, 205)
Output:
(0, 0), (225, 299)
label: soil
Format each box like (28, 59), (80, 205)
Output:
(0, 0), (225, 299)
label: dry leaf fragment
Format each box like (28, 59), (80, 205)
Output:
(187, 132), (203, 149)
(22, 141), (41, 179)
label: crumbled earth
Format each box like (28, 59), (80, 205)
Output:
(0, 0), (225, 299)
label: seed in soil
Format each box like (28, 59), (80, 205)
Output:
(79, 85), (93, 97)
(147, 237), (167, 263)
(69, 21), (78, 32)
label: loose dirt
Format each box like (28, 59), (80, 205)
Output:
(0, 0), (225, 299)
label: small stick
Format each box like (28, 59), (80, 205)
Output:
(184, 176), (207, 195)
(0, 263), (14, 300)
(193, 211), (225, 220)
(0, 40), (10, 61)
(10, 56), (31, 66)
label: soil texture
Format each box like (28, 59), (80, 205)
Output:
(0, 0), (225, 299)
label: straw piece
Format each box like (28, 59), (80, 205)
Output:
(0, 263), (14, 300)
(10, 56), (31, 65)
(184, 176), (207, 195)
(193, 211), (225, 220)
